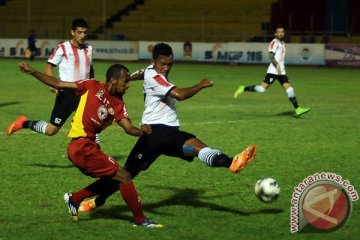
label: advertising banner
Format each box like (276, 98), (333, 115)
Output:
(325, 44), (360, 67)
(0, 39), (139, 61)
(0, 39), (327, 65)
(285, 44), (325, 65)
(88, 40), (138, 60)
(0, 38), (59, 58)
(139, 41), (325, 65)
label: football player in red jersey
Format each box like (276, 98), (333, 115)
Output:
(15, 62), (163, 228)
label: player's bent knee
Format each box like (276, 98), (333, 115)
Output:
(286, 87), (295, 98)
(183, 145), (196, 156)
(45, 125), (60, 136)
(114, 167), (132, 183)
(255, 85), (266, 93)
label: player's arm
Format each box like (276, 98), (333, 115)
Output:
(118, 118), (152, 136)
(90, 65), (95, 78)
(44, 62), (55, 76)
(269, 52), (281, 75)
(168, 78), (213, 101)
(20, 62), (77, 90)
(129, 69), (144, 81)
(45, 62), (59, 94)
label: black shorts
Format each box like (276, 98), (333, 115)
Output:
(263, 73), (290, 85)
(124, 124), (196, 175)
(50, 89), (80, 127)
(28, 45), (36, 52)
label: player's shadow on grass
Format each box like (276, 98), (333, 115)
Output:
(0, 101), (20, 108)
(87, 185), (283, 221)
(26, 163), (74, 168)
(25, 154), (128, 169)
(273, 111), (295, 117)
(252, 111), (299, 118)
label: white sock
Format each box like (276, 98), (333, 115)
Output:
(32, 121), (48, 134)
(198, 147), (221, 166)
(254, 85), (266, 93)
(95, 133), (101, 145)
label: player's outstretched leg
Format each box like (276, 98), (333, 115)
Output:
(6, 115), (27, 136)
(229, 144), (257, 173)
(295, 107), (311, 117)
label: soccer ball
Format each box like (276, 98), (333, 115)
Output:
(255, 178), (280, 203)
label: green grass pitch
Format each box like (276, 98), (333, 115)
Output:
(0, 58), (359, 240)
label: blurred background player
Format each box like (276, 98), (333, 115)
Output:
(78, 42), (257, 213)
(17, 61), (163, 227)
(7, 18), (100, 143)
(27, 29), (37, 61)
(234, 25), (310, 117)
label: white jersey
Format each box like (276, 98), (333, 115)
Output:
(266, 38), (286, 75)
(48, 41), (93, 82)
(141, 65), (179, 126)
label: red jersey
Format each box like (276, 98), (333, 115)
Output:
(68, 79), (129, 138)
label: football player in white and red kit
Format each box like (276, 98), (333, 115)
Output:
(7, 18), (96, 137)
(78, 43), (257, 213)
(234, 25), (310, 117)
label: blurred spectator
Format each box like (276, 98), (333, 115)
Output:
(27, 30), (37, 61)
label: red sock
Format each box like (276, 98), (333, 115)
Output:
(119, 182), (146, 224)
(71, 189), (96, 203)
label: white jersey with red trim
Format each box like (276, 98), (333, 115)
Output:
(47, 41), (93, 82)
(141, 65), (179, 126)
(267, 38), (286, 75)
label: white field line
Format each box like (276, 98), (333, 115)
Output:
(0, 119), (250, 135)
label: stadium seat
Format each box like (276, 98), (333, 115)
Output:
(0, 0), (133, 39)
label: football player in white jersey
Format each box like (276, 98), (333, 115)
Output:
(7, 18), (96, 137)
(78, 43), (257, 213)
(234, 25), (310, 117)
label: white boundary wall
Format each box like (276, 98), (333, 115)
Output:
(4, 38), (359, 66)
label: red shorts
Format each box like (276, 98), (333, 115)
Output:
(67, 138), (119, 178)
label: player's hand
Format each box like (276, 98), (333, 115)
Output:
(19, 62), (35, 74)
(49, 87), (59, 95)
(199, 78), (213, 88)
(141, 124), (152, 135)
(129, 69), (145, 81)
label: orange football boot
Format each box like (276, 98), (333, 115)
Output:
(229, 144), (257, 173)
(6, 115), (27, 136)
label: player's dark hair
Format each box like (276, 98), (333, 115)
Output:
(152, 43), (173, 59)
(274, 24), (285, 32)
(72, 18), (88, 30)
(106, 64), (129, 83)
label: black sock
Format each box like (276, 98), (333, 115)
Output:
(212, 153), (232, 168)
(245, 85), (256, 92)
(89, 180), (119, 207)
(23, 120), (37, 129)
(289, 97), (299, 109)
